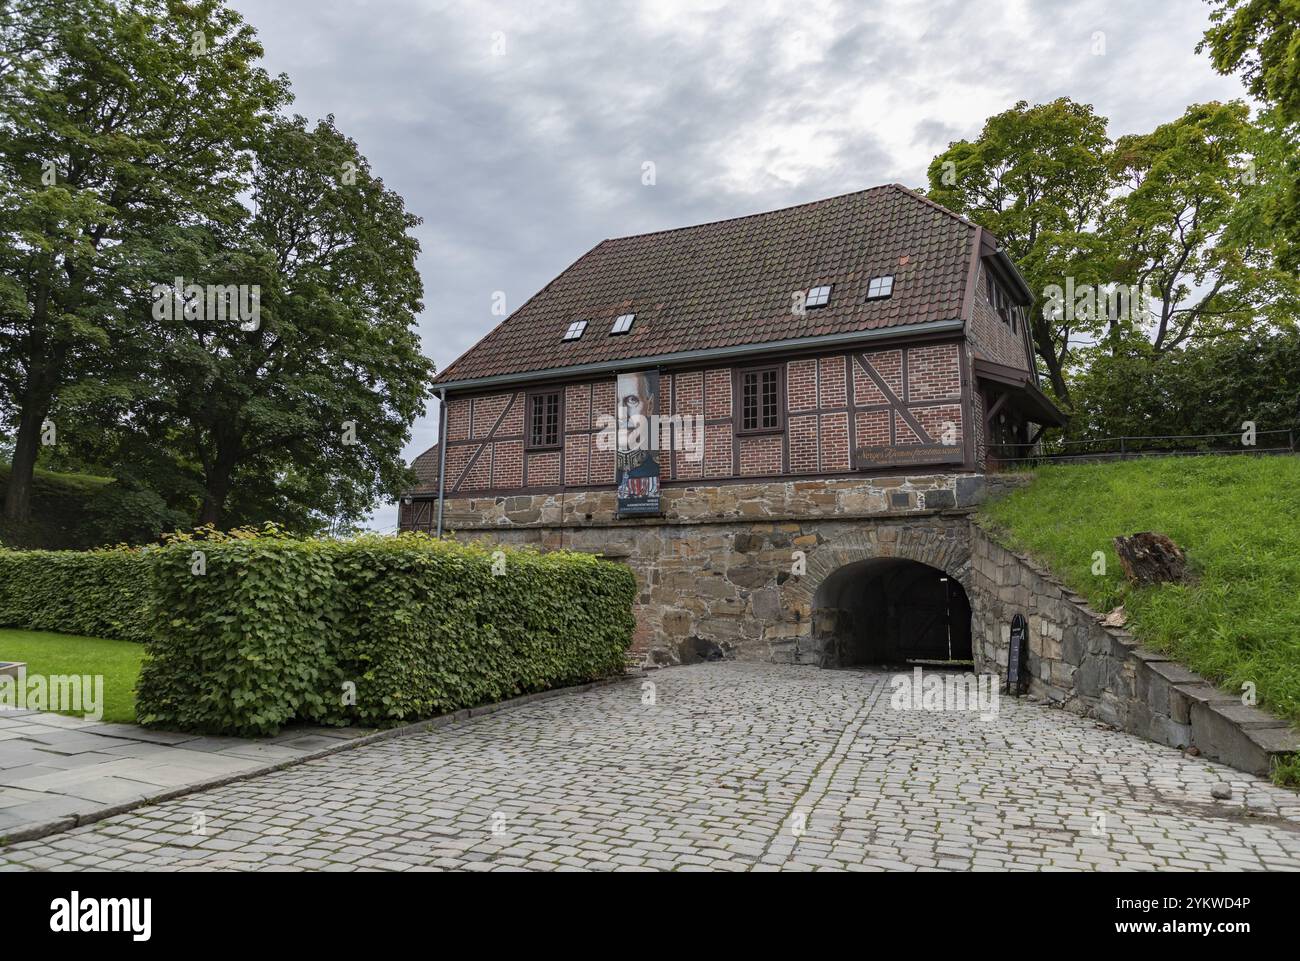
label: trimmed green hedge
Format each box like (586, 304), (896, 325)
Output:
(134, 534), (636, 736)
(0, 548), (151, 642)
(0, 533), (636, 736)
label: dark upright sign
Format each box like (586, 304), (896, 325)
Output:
(616, 369), (661, 516)
(1006, 613), (1028, 696)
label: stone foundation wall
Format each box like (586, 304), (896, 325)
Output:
(440, 472), (1000, 530)
(441, 473), (993, 664)
(970, 524), (1299, 776)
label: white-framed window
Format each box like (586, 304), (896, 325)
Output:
(805, 285), (832, 308)
(987, 275), (1017, 329)
(563, 320), (588, 341)
(866, 275), (894, 300)
(610, 313), (635, 334)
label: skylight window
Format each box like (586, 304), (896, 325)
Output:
(805, 285), (832, 308)
(610, 313), (635, 335)
(563, 320), (588, 341)
(866, 275), (894, 300)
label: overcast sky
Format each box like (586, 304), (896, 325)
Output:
(229, 0), (1245, 530)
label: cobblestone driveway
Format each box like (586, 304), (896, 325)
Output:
(3, 663), (1299, 871)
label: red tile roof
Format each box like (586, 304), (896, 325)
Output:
(434, 184), (977, 385)
(407, 443), (440, 495)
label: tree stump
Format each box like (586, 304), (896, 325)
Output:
(1112, 532), (1188, 586)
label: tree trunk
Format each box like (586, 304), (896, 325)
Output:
(198, 445), (239, 529)
(1113, 532), (1189, 586)
(197, 499), (217, 528)
(2, 399), (50, 524)
(198, 476), (229, 528)
(1042, 359), (1070, 406)
(1029, 312), (1071, 404)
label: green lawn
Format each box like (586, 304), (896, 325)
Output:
(0, 628), (144, 724)
(980, 455), (1300, 727)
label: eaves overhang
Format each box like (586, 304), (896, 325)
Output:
(432, 318), (965, 393)
(974, 357), (1068, 427)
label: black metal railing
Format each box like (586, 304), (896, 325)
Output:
(989, 428), (1297, 468)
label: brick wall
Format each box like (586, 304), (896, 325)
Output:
(738, 435), (783, 475)
(968, 262), (1031, 370)
(431, 339), (967, 496)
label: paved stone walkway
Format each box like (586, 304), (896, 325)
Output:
(2, 663), (1299, 871)
(0, 709), (372, 839)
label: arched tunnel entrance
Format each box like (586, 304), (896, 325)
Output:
(811, 558), (972, 669)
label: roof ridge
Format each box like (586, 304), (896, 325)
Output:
(600, 184), (899, 244)
(887, 183), (980, 232)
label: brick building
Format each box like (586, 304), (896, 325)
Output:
(401, 185), (1065, 667)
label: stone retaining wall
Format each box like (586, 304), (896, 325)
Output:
(970, 524), (1299, 776)
(440, 472), (996, 529)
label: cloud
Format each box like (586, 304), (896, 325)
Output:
(228, 0), (1246, 530)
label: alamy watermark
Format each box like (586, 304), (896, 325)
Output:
(50, 892), (150, 941)
(594, 412), (705, 463)
(1041, 279), (1157, 324)
(888, 667), (1000, 721)
(151, 277), (261, 331)
(0, 667), (104, 721)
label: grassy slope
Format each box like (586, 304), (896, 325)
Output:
(0, 463), (116, 549)
(0, 628), (144, 724)
(979, 456), (1300, 725)
(0, 462), (115, 495)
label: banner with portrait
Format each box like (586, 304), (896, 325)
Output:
(616, 370), (661, 516)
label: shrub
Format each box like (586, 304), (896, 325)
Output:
(135, 533), (635, 736)
(74, 481), (192, 549)
(0, 547), (151, 642)
(1064, 329), (1300, 445)
(135, 537), (342, 736)
(323, 538), (636, 726)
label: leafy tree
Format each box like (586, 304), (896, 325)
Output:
(1200, 0), (1300, 120)
(926, 99), (1115, 402)
(1199, 0), (1300, 271)
(0, 0), (289, 523)
(929, 97), (1298, 405)
(99, 116), (434, 529)
(1102, 101), (1298, 354)
(1067, 325), (1300, 443)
